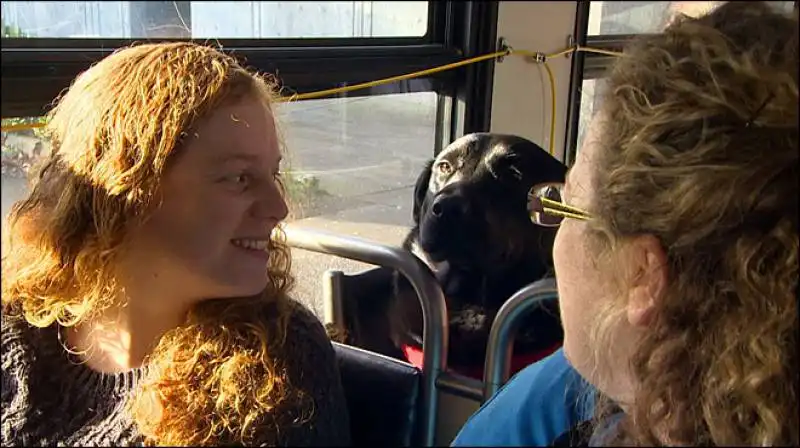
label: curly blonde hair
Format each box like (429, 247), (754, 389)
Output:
(584, 2), (798, 445)
(1, 42), (312, 445)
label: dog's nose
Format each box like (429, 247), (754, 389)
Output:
(431, 194), (467, 219)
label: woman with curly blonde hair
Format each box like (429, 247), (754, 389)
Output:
(454, 2), (797, 446)
(1, 42), (351, 446)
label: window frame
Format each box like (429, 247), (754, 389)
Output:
(1, 0), (500, 152)
(441, 0), (499, 148)
(563, 0), (591, 167)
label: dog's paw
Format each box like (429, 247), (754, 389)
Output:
(325, 322), (350, 344)
(450, 306), (489, 332)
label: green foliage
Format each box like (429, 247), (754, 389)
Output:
(1, 117), (48, 157)
(2, 20), (30, 38)
(1, 117), (47, 134)
(282, 173), (330, 218)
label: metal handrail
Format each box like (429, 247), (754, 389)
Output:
(482, 277), (559, 401)
(282, 224), (449, 447)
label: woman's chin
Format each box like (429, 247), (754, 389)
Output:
(211, 274), (270, 300)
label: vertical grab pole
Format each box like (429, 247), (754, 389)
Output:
(400, 257), (449, 446)
(282, 225), (448, 446)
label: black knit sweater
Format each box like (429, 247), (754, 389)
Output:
(1, 301), (351, 446)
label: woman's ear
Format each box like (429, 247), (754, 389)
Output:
(625, 234), (668, 327)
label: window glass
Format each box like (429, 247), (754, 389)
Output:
(0, 1), (428, 39)
(276, 92), (436, 228)
(1, 117), (45, 218)
(587, 1), (794, 35)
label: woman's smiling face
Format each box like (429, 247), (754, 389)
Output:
(119, 96), (288, 303)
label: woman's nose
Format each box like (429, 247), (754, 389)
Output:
(252, 180), (289, 222)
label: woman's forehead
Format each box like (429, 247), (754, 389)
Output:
(573, 114), (605, 178)
(582, 112), (607, 157)
(195, 100), (278, 154)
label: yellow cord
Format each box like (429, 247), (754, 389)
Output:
(281, 50), (509, 102)
(543, 61), (556, 156)
(509, 46), (623, 154)
(1, 44), (624, 155)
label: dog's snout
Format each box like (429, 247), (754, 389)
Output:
(430, 194), (468, 219)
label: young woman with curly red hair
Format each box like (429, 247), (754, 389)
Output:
(2, 42), (351, 446)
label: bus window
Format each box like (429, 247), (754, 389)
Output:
(275, 92), (436, 227)
(0, 1), (428, 39)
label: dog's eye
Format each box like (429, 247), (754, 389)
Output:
(436, 161), (454, 176)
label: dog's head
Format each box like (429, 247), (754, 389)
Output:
(412, 133), (567, 275)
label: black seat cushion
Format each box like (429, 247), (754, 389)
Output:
(333, 342), (422, 447)
(335, 267), (407, 360)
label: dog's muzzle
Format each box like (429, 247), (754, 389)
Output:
(429, 192), (470, 221)
(419, 191), (483, 260)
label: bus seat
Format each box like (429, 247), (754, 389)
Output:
(333, 341), (422, 447)
(326, 266), (407, 360)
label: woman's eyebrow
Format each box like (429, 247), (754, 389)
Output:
(565, 164), (587, 202)
(213, 153), (259, 165)
(210, 151), (282, 171)
(564, 166), (574, 193)
(206, 154), (256, 171)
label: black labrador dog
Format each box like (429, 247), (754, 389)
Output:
(331, 133), (568, 369)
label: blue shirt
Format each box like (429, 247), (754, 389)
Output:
(452, 348), (595, 447)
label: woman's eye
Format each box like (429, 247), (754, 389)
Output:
(223, 172), (252, 189)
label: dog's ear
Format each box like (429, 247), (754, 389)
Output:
(412, 159), (434, 224)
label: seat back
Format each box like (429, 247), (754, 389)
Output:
(328, 266), (407, 360)
(333, 341), (422, 446)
